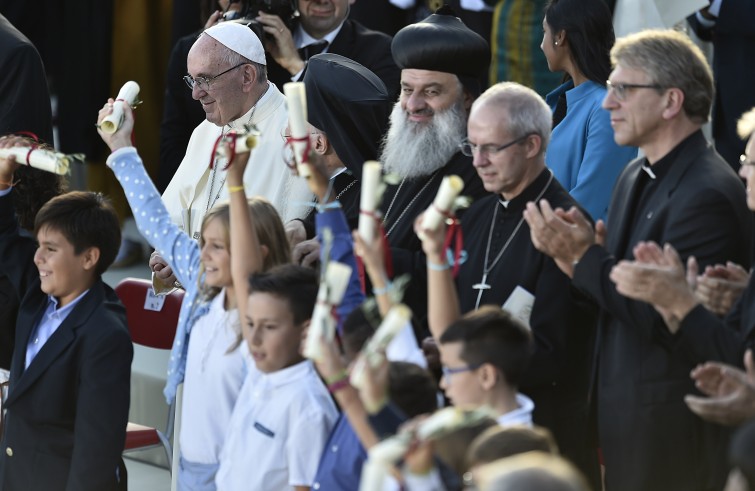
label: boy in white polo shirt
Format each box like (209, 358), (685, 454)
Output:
(215, 264), (338, 491)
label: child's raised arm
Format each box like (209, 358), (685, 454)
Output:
(225, 143), (264, 323)
(305, 156), (364, 331)
(353, 231), (393, 318)
(414, 212), (461, 340)
(96, 100), (200, 290)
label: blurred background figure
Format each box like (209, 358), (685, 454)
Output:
(725, 420), (755, 491)
(688, 0), (755, 171)
(540, 0), (637, 222)
(0, 13), (62, 370)
(476, 452), (590, 491)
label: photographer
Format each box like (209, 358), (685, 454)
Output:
(253, 0), (400, 98)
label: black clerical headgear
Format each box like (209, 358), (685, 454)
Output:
(391, 5), (491, 97)
(303, 53), (391, 180)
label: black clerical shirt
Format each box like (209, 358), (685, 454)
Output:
(456, 168), (597, 475)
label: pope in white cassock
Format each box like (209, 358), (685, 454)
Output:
(162, 21), (311, 244)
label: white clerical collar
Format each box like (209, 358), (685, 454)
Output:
(641, 163), (657, 180)
(295, 20), (344, 49)
(330, 166), (348, 180)
(228, 81), (271, 130)
(499, 198), (510, 209)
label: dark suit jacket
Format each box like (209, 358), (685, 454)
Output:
(267, 19), (401, 99)
(573, 131), (752, 491)
(0, 13), (55, 370)
(689, 1), (755, 169)
(0, 192), (133, 491)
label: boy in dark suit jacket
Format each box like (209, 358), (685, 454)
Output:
(0, 140), (132, 491)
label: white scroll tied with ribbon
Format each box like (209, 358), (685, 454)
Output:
(418, 174), (464, 241)
(349, 304), (412, 390)
(100, 81), (141, 134)
(303, 260), (353, 361)
(357, 160), (383, 243)
(283, 82), (312, 178)
(0, 147), (76, 175)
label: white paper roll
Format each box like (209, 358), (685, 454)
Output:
(303, 261), (353, 361)
(416, 406), (496, 441)
(357, 161), (382, 243)
(350, 304), (412, 390)
(233, 133), (257, 153)
(419, 175), (464, 236)
(100, 81), (140, 135)
(0, 147), (71, 175)
(283, 82), (311, 178)
(358, 460), (390, 491)
(369, 434), (410, 464)
(216, 132), (258, 160)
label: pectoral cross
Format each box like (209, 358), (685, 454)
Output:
(473, 272), (491, 310)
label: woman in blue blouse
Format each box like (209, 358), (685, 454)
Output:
(541, 0), (637, 222)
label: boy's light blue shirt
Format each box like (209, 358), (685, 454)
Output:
(25, 290), (89, 369)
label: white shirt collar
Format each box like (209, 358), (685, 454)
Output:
(294, 20), (344, 49)
(257, 358), (313, 388)
(641, 163), (657, 180)
(497, 393), (535, 427)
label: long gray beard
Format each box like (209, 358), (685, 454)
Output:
(380, 99), (467, 180)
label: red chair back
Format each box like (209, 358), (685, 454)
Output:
(114, 278), (184, 349)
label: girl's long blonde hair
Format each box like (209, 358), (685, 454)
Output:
(197, 197), (292, 349)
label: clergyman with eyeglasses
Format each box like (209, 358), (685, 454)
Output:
(523, 29), (753, 491)
(154, 21), (312, 292)
(418, 81), (599, 486)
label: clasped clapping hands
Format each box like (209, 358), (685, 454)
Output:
(522, 199), (598, 278)
(609, 241), (751, 327)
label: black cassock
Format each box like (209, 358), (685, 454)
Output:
(380, 151), (486, 330)
(457, 168), (598, 481)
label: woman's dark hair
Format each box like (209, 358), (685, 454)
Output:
(545, 0), (614, 85)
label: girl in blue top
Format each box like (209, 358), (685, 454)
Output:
(540, 0), (637, 222)
(97, 99), (290, 491)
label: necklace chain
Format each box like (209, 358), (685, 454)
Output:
(335, 178), (358, 201)
(474, 171), (554, 309)
(383, 170), (440, 237)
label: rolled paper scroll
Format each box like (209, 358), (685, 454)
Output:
(357, 161), (382, 243)
(0, 147), (72, 175)
(418, 174), (464, 241)
(283, 82), (311, 178)
(215, 129), (258, 160)
(100, 81), (140, 134)
(303, 260), (353, 361)
(350, 304), (412, 390)
(416, 406), (496, 441)
(358, 435), (411, 491)
(358, 461), (390, 491)
(231, 133), (257, 153)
